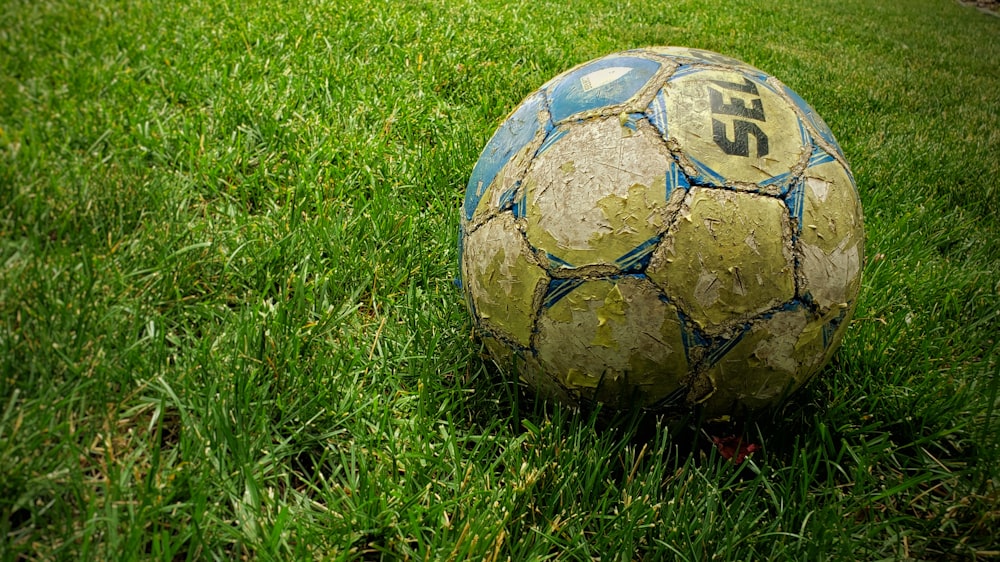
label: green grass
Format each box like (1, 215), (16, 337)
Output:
(2, 0), (998, 559)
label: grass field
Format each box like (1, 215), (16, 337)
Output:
(2, 0), (999, 559)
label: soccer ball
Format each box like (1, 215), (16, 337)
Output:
(459, 47), (864, 419)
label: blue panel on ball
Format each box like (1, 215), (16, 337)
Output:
(785, 179), (806, 233)
(463, 91), (545, 221)
(668, 64), (702, 82)
(622, 112), (646, 132)
(703, 326), (750, 369)
(822, 308), (848, 349)
(497, 185), (518, 211)
(535, 123), (571, 156)
(676, 308), (709, 364)
(665, 160), (691, 199)
(512, 191), (527, 218)
(542, 278), (585, 309)
(546, 56), (661, 123)
(806, 145), (836, 168)
(646, 89), (669, 139)
(685, 155), (726, 187)
(615, 235), (660, 273)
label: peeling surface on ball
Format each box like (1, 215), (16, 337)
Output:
(463, 214), (548, 347)
(648, 188), (795, 334)
(459, 47), (866, 418)
(661, 68), (808, 185)
(534, 276), (689, 409)
(796, 159), (864, 312)
(695, 306), (828, 416)
(524, 116), (674, 270)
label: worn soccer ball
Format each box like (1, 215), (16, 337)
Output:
(459, 47), (864, 419)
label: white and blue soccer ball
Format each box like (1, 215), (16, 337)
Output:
(459, 47), (864, 418)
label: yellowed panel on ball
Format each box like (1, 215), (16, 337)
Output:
(797, 160), (865, 312)
(648, 189), (795, 334)
(695, 306), (828, 417)
(534, 277), (688, 408)
(664, 68), (808, 185)
(463, 215), (548, 347)
(523, 117), (673, 270)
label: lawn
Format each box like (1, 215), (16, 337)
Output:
(1, 0), (998, 559)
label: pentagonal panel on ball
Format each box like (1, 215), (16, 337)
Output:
(533, 276), (689, 409)
(523, 116), (675, 271)
(462, 214), (548, 347)
(647, 188), (795, 334)
(694, 304), (847, 417)
(651, 67), (808, 186)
